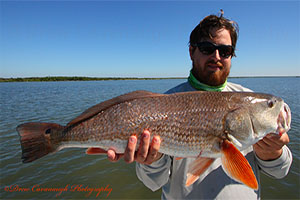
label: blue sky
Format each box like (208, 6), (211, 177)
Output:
(1, 1), (299, 78)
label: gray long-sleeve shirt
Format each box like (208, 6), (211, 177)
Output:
(136, 81), (292, 200)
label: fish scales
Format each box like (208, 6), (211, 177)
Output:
(60, 91), (234, 157)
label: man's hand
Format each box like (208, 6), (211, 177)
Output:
(253, 132), (290, 161)
(107, 130), (163, 165)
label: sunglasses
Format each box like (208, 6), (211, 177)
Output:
(192, 42), (234, 58)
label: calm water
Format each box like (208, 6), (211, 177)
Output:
(0, 78), (299, 199)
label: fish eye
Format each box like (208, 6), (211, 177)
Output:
(267, 100), (275, 108)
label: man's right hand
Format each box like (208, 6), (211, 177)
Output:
(107, 130), (163, 165)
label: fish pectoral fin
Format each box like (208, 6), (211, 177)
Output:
(221, 140), (258, 190)
(186, 157), (215, 187)
(86, 147), (107, 155)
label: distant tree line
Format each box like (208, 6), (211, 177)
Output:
(0, 76), (297, 82)
(0, 76), (183, 82)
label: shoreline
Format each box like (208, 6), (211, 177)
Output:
(0, 76), (299, 82)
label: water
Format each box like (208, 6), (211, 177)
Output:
(0, 78), (299, 199)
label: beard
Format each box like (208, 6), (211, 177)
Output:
(192, 60), (230, 86)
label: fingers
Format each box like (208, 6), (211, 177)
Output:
(281, 132), (290, 144)
(124, 135), (137, 163)
(261, 137), (280, 149)
(108, 135), (137, 163)
(136, 130), (151, 163)
(144, 136), (162, 165)
(263, 132), (290, 149)
(252, 143), (261, 153)
(253, 132), (290, 161)
(107, 130), (162, 165)
(267, 132), (290, 145)
(255, 137), (280, 151)
(107, 149), (124, 162)
(136, 130), (162, 165)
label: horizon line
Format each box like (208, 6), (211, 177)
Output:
(0, 75), (299, 82)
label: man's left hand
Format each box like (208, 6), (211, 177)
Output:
(253, 132), (290, 161)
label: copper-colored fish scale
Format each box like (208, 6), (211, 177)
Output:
(60, 91), (258, 157)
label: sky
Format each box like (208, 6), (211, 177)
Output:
(0, 1), (299, 78)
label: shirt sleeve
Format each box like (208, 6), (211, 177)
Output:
(255, 145), (293, 179)
(136, 154), (172, 191)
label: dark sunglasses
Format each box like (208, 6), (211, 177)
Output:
(191, 42), (234, 58)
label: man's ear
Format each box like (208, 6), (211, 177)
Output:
(189, 45), (195, 60)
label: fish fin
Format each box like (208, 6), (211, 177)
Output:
(17, 122), (64, 163)
(176, 157), (184, 160)
(86, 147), (107, 155)
(186, 157), (215, 187)
(67, 90), (164, 126)
(221, 140), (258, 190)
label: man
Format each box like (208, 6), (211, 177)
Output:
(107, 14), (292, 199)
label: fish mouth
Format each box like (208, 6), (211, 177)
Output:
(277, 103), (291, 135)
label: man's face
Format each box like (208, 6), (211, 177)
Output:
(189, 28), (232, 86)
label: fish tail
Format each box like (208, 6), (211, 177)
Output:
(221, 140), (258, 190)
(17, 122), (64, 163)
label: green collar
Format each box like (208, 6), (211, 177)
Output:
(188, 71), (227, 91)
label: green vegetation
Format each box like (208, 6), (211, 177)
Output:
(0, 76), (298, 82)
(0, 76), (184, 82)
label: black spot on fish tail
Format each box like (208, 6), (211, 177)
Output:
(16, 122), (64, 163)
(45, 128), (51, 134)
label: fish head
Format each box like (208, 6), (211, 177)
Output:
(225, 93), (291, 149)
(246, 94), (291, 139)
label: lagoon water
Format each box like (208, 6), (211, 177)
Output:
(0, 78), (299, 199)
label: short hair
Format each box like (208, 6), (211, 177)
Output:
(189, 14), (239, 57)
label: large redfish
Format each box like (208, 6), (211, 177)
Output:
(17, 90), (291, 190)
